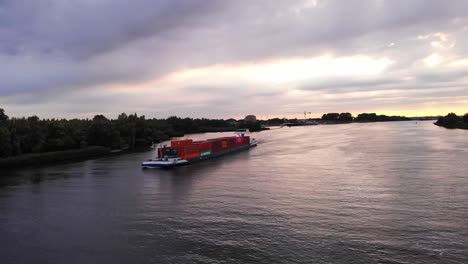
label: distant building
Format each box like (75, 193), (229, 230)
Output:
(244, 115), (257, 122)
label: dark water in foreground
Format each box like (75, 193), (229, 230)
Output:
(1, 121), (467, 264)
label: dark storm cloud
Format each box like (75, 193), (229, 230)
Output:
(0, 0), (228, 95)
(195, 0), (467, 61)
(0, 0), (223, 57)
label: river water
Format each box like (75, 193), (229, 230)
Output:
(1, 121), (467, 264)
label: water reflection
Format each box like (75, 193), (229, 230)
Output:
(1, 121), (467, 264)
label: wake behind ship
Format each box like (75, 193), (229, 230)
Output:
(142, 130), (257, 168)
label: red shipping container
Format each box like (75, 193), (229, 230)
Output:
(244, 136), (250, 145)
(175, 146), (185, 156)
(184, 144), (199, 155)
(171, 139), (193, 148)
(196, 142), (212, 151)
(211, 140), (223, 153)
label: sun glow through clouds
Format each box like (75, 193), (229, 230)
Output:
(423, 53), (442, 67)
(164, 54), (393, 86)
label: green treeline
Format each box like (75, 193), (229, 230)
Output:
(263, 112), (410, 125)
(321, 112), (353, 122)
(435, 113), (468, 129)
(0, 108), (237, 159)
(321, 112), (410, 122)
(0, 146), (111, 168)
(256, 112), (411, 126)
(355, 113), (411, 122)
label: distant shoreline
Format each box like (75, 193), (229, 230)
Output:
(434, 122), (468, 130)
(434, 113), (468, 130)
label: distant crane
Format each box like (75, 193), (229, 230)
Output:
(287, 111), (312, 122)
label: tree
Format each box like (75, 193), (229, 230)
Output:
(0, 109), (12, 157)
(267, 118), (283, 125)
(87, 115), (117, 148)
(118, 113), (128, 120)
(0, 108), (8, 124)
(239, 120), (262, 132)
(338, 112), (353, 122)
(445, 113), (459, 128)
(356, 113), (378, 122)
(464, 113), (468, 123)
(0, 107), (252, 158)
(322, 113), (340, 121)
(0, 126), (12, 157)
(93, 115), (108, 122)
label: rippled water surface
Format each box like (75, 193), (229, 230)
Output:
(1, 121), (467, 263)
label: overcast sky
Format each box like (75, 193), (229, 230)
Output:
(1, 0), (468, 119)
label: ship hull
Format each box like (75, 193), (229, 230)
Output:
(189, 144), (251, 162)
(142, 144), (254, 169)
(141, 160), (189, 168)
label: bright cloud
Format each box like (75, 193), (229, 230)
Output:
(163, 55), (392, 87)
(423, 53), (443, 67)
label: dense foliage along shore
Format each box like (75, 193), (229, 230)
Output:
(0, 146), (111, 169)
(322, 112), (411, 123)
(435, 113), (468, 130)
(263, 112), (412, 126)
(0, 108), (266, 168)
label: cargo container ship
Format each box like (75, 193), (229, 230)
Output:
(142, 130), (257, 168)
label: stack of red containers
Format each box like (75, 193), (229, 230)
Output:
(170, 139), (193, 148)
(166, 135), (250, 159)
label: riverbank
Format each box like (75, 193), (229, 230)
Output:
(0, 128), (266, 170)
(434, 113), (468, 130)
(434, 122), (468, 130)
(0, 146), (114, 170)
